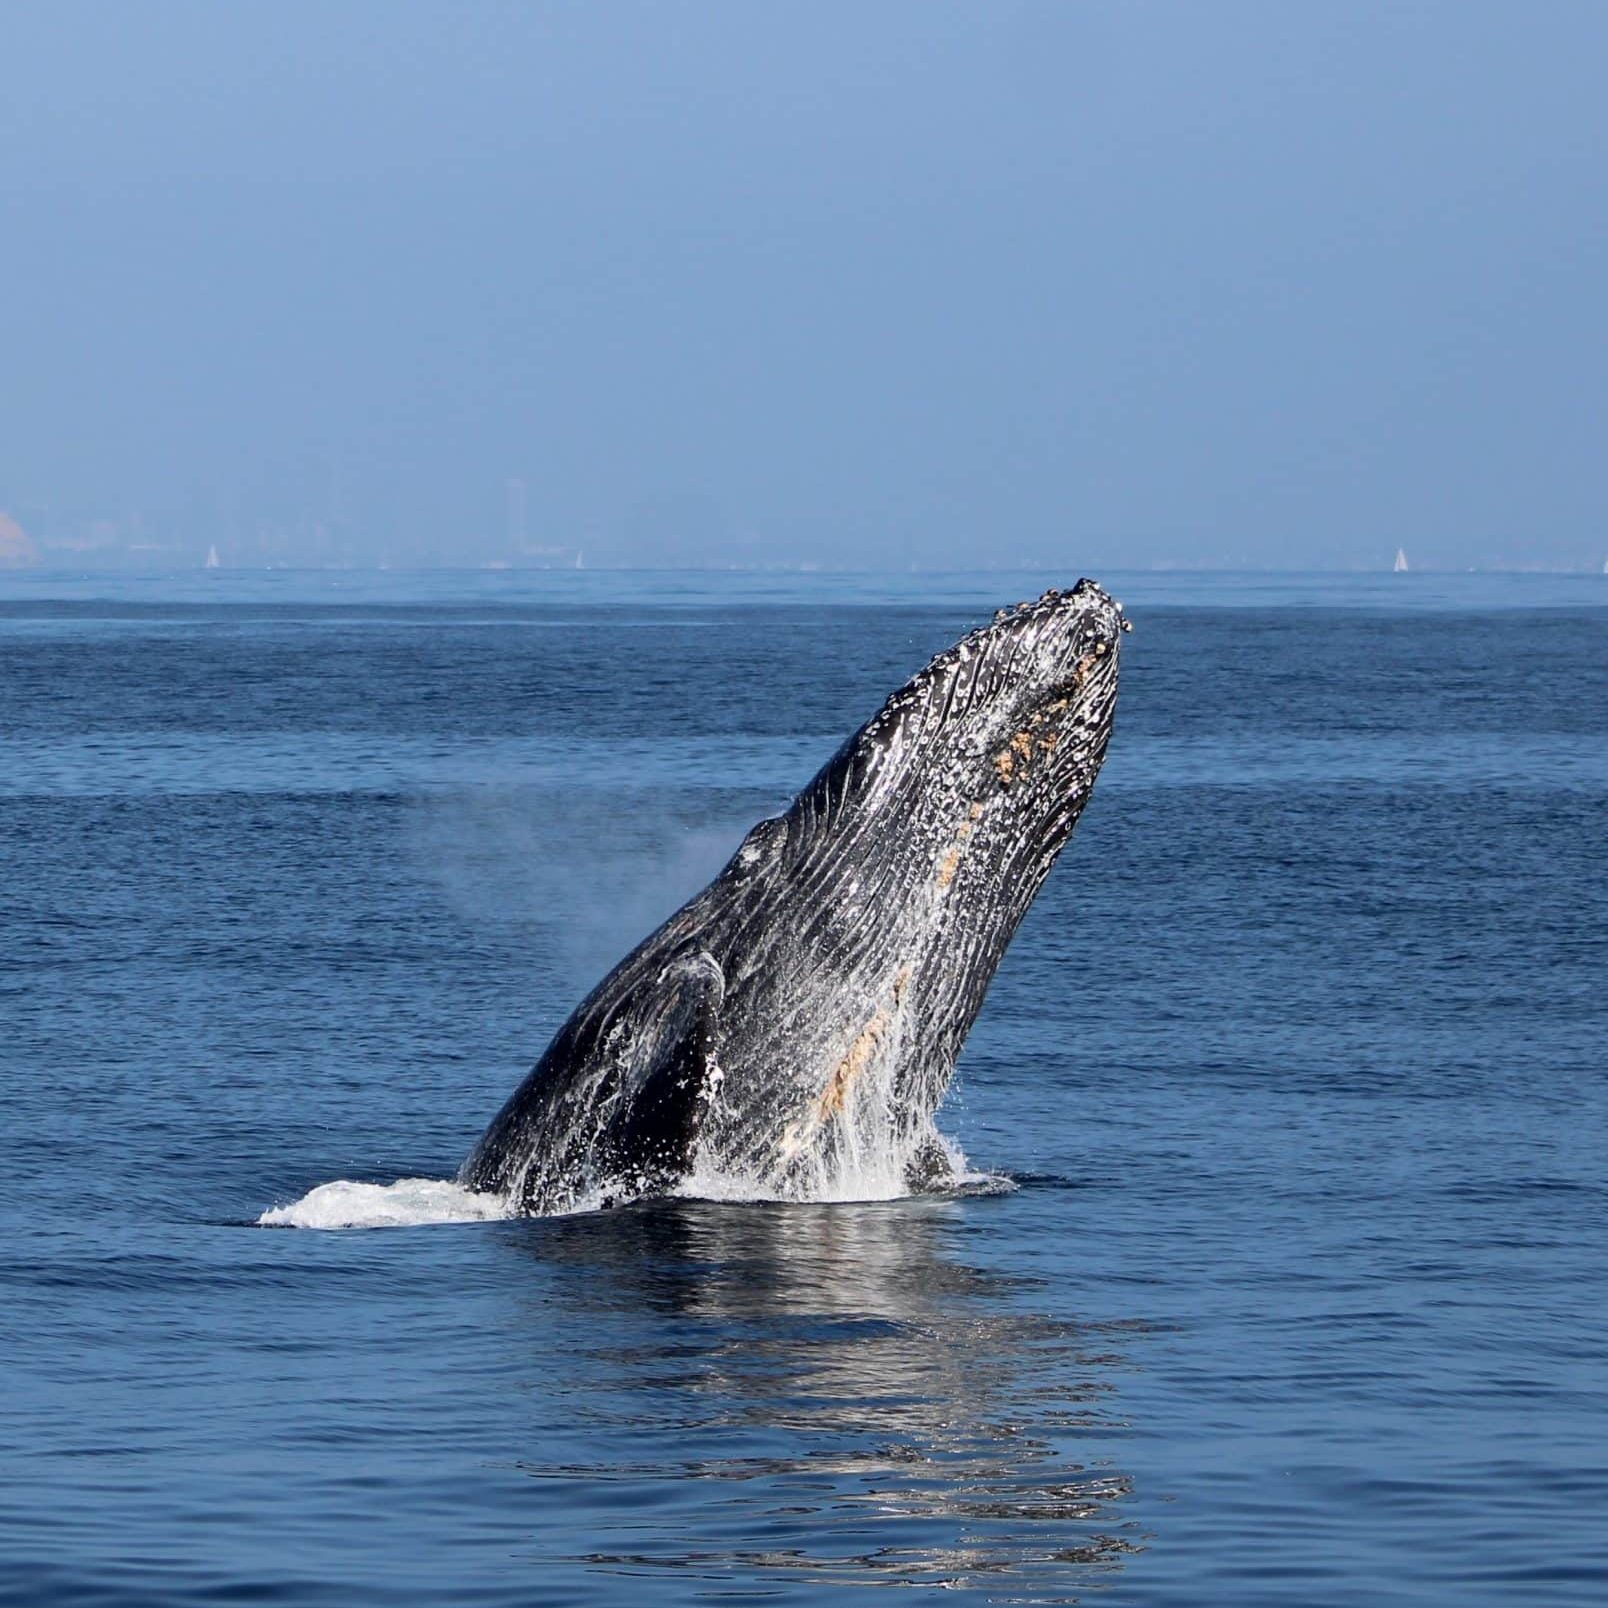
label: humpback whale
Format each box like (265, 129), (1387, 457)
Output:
(463, 580), (1126, 1214)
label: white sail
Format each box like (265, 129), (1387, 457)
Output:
(204, 544), (221, 569)
(1393, 548), (1409, 573)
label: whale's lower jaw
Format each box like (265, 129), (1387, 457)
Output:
(463, 582), (1123, 1215)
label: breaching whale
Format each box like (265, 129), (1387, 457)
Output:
(463, 580), (1126, 1214)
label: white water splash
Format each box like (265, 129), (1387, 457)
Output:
(670, 1162), (910, 1206)
(671, 1129), (1014, 1206)
(259, 1138), (1011, 1228)
(668, 1162), (1014, 1206)
(258, 1177), (511, 1230)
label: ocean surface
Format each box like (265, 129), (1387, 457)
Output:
(3, 568), (1605, 1606)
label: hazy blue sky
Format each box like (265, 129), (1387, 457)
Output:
(3, 2), (1605, 568)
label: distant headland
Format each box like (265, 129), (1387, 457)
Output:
(0, 512), (41, 567)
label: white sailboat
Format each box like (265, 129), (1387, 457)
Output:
(204, 544), (221, 570)
(1393, 548), (1409, 573)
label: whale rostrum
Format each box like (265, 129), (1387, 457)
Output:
(462, 580), (1125, 1213)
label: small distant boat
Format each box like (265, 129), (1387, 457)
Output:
(1393, 548), (1409, 573)
(204, 544), (221, 570)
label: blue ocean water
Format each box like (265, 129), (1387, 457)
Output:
(2, 569), (1605, 1606)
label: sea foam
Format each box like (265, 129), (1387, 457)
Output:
(258, 1177), (512, 1230)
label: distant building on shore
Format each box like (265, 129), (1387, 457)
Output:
(0, 511), (41, 567)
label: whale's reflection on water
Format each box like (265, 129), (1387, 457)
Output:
(495, 1195), (1149, 1599)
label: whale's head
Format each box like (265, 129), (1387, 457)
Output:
(753, 578), (1123, 951)
(702, 579), (1125, 1194)
(835, 576), (1123, 911)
